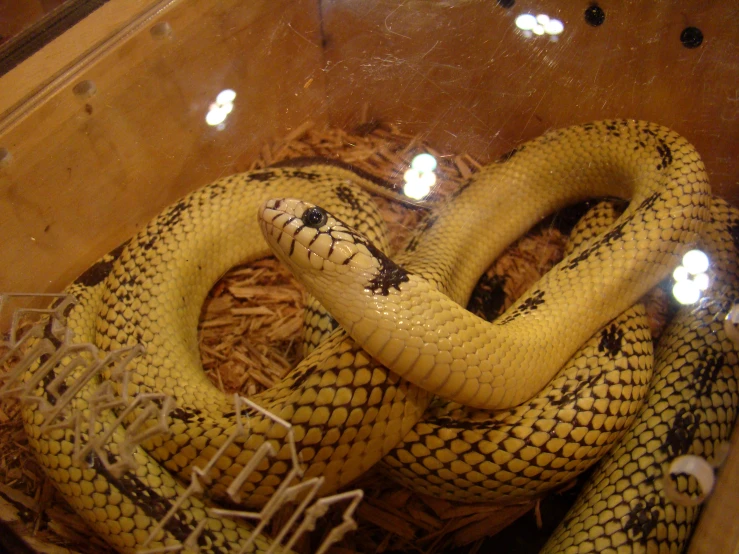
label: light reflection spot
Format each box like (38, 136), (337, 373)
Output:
(544, 19), (564, 35)
(515, 13), (564, 36)
(206, 106), (229, 126)
(671, 248), (710, 305)
(411, 153), (438, 173)
(206, 89), (237, 127)
(403, 163), (437, 201)
(673, 280), (701, 305)
(216, 89), (237, 105)
(724, 304), (739, 347)
(683, 249), (709, 274)
(515, 14), (537, 30)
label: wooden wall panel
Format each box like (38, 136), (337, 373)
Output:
(0, 0), (327, 294)
(321, 0), (739, 203)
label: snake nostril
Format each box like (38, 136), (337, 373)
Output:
(302, 206), (328, 228)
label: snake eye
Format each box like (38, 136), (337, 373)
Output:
(301, 206), (328, 228)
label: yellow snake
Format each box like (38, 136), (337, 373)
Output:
(12, 120), (737, 553)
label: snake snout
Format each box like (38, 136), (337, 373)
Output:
(259, 198), (310, 267)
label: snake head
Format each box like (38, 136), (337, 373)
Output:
(260, 197), (419, 372)
(259, 198), (386, 289)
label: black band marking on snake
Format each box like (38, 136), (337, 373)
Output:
(598, 323), (625, 357)
(335, 185), (363, 211)
(499, 289), (545, 323)
(91, 451), (232, 554)
(364, 241), (410, 296)
(727, 216), (739, 254)
(74, 241), (130, 287)
(625, 497), (661, 543)
(247, 170), (277, 182)
(656, 139), (674, 170)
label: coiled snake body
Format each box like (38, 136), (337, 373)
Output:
(18, 120), (739, 553)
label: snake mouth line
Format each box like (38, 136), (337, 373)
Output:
(260, 218), (308, 264)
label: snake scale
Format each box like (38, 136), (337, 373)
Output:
(16, 120), (739, 553)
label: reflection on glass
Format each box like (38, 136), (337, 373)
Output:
(672, 249), (710, 305)
(682, 249), (709, 274)
(724, 304), (739, 347)
(403, 153), (437, 200)
(411, 153), (437, 173)
(216, 89), (237, 105)
(515, 13), (564, 37)
(206, 89), (237, 127)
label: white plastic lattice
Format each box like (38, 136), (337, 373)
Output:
(0, 292), (363, 554)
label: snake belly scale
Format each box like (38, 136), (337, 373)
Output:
(17, 120), (736, 554)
